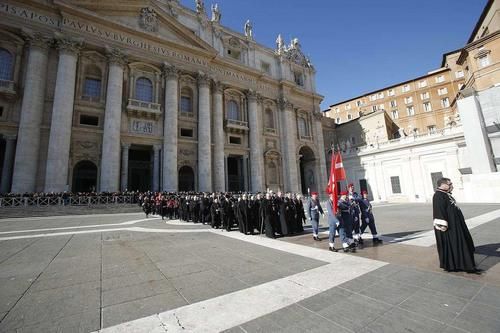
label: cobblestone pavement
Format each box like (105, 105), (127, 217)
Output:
(0, 203), (499, 332)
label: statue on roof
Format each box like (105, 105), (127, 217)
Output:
(195, 0), (205, 14)
(276, 34), (285, 54)
(244, 19), (253, 39)
(211, 3), (221, 22)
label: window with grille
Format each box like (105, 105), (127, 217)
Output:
(298, 117), (308, 136)
(135, 77), (153, 102)
(83, 78), (101, 99)
(227, 100), (240, 120)
(0, 48), (13, 81)
(390, 176), (401, 194)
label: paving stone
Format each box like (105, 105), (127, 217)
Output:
(298, 287), (353, 313)
(337, 270), (382, 293)
(472, 284), (500, 309)
(13, 309), (100, 333)
(0, 275), (35, 297)
(0, 281), (99, 331)
(359, 279), (420, 305)
(386, 266), (439, 288)
(398, 288), (468, 324)
(424, 273), (483, 300)
(102, 279), (177, 307)
(102, 291), (188, 328)
(0, 293), (20, 313)
(451, 301), (500, 333)
(102, 270), (165, 291)
(361, 307), (447, 333)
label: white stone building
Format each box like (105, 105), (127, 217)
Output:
(0, 0), (327, 194)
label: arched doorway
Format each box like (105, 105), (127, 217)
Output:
(72, 161), (98, 193)
(298, 146), (316, 195)
(178, 166), (195, 191)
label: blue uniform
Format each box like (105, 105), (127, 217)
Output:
(307, 198), (323, 238)
(349, 192), (361, 241)
(359, 197), (378, 237)
(326, 199), (339, 248)
(337, 198), (354, 248)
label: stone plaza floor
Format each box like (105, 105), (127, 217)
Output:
(0, 203), (499, 332)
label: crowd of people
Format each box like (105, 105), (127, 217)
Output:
(137, 184), (383, 252)
(138, 191), (307, 239)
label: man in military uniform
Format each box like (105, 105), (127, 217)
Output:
(338, 191), (356, 252)
(359, 190), (383, 245)
(307, 192), (324, 241)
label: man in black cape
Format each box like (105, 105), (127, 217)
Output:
(433, 177), (479, 273)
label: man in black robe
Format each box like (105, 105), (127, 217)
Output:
(260, 193), (276, 238)
(433, 177), (479, 274)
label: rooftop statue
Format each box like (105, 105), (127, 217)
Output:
(244, 19), (253, 39)
(211, 3), (221, 22)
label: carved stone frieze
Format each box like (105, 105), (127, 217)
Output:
(139, 7), (159, 32)
(105, 46), (128, 66)
(54, 32), (84, 56)
(162, 63), (179, 79)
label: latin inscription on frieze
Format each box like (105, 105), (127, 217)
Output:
(131, 119), (154, 135)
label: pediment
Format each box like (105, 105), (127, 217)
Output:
(55, 0), (217, 56)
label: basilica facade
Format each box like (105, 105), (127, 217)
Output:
(0, 0), (327, 194)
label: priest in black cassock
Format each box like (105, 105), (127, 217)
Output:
(433, 177), (480, 274)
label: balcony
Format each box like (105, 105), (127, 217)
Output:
(225, 119), (248, 134)
(126, 98), (162, 120)
(0, 79), (16, 99)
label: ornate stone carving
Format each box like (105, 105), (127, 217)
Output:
(54, 33), (84, 55)
(312, 111), (323, 121)
(246, 89), (259, 101)
(105, 46), (128, 66)
(278, 37), (314, 69)
(77, 141), (97, 150)
(139, 7), (159, 32)
(277, 98), (293, 111)
(197, 72), (211, 87)
(21, 28), (52, 50)
(162, 63), (179, 79)
(213, 81), (225, 94)
(211, 3), (221, 22)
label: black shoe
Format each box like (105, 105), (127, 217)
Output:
(348, 243), (357, 249)
(329, 246), (338, 252)
(467, 268), (483, 275)
(343, 247), (351, 253)
(313, 236), (321, 241)
(373, 238), (383, 244)
(358, 237), (364, 245)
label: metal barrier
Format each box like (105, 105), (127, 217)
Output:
(0, 195), (136, 207)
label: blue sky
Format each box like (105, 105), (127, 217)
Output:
(179, 0), (487, 109)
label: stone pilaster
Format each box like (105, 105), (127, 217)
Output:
(100, 47), (127, 192)
(120, 143), (130, 191)
(312, 111), (327, 190)
(278, 98), (299, 193)
(197, 73), (212, 192)
(11, 32), (51, 193)
(0, 135), (17, 193)
(153, 145), (161, 192)
(212, 81), (225, 192)
(45, 35), (83, 192)
(162, 63), (179, 192)
(247, 90), (264, 192)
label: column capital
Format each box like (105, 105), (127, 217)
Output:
(153, 144), (162, 152)
(21, 28), (52, 50)
(246, 89), (260, 101)
(212, 81), (225, 94)
(277, 97), (293, 111)
(312, 111), (324, 121)
(54, 33), (84, 56)
(105, 46), (128, 67)
(121, 143), (131, 150)
(197, 72), (211, 88)
(162, 62), (179, 79)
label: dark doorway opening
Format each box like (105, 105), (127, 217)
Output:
(299, 146), (316, 195)
(359, 179), (368, 194)
(128, 148), (152, 191)
(227, 156), (244, 192)
(72, 160), (98, 192)
(0, 138), (5, 186)
(178, 166), (195, 191)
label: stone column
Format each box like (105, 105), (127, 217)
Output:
(45, 35), (83, 192)
(162, 64), (179, 192)
(313, 111), (328, 189)
(100, 48), (127, 192)
(153, 145), (161, 192)
(11, 32), (51, 193)
(197, 74), (212, 192)
(213, 82), (225, 192)
(247, 90), (265, 192)
(0, 135), (17, 193)
(120, 143), (130, 191)
(457, 88), (496, 174)
(279, 99), (299, 193)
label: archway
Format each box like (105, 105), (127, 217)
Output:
(178, 166), (195, 192)
(72, 161), (98, 193)
(298, 146), (316, 195)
